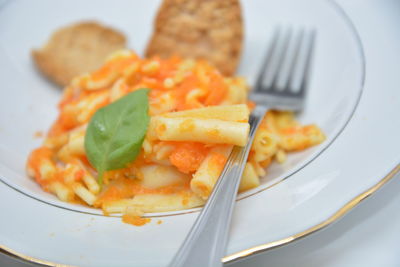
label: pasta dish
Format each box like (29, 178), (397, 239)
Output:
(27, 50), (325, 224)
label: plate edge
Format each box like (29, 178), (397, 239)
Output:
(1, 163), (399, 267)
(0, 0), (384, 266)
(222, 163), (400, 264)
(222, 0), (370, 263)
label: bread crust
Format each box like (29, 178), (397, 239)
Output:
(32, 21), (126, 86)
(145, 0), (243, 76)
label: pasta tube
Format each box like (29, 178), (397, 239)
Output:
(139, 165), (190, 189)
(73, 183), (96, 205)
(49, 182), (73, 202)
(279, 125), (326, 151)
(38, 160), (56, 180)
(239, 163), (260, 192)
(102, 193), (205, 214)
(82, 171), (100, 194)
(164, 104), (249, 122)
(191, 145), (232, 199)
(251, 130), (280, 162)
(149, 117), (249, 146)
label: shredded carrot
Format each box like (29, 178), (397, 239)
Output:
(47, 119), (66, 137)
(74, 169), (85, 182)
(204, 73), (228, 105)
(58, 106), (79, 130)
(169, 142), (209, 173)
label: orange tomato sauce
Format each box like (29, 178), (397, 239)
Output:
(27, 51), (244, 215)
(122, 214), (151, 226)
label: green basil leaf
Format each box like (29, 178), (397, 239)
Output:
(84, 89), (150, 185)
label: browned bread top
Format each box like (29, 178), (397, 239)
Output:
(145, 0), (243, 76)
(32, 21), (126, 86)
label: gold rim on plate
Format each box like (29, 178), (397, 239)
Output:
(0, 0), (391, 266)
(1, 163), (399, 267)
(223, 163), (400, 263)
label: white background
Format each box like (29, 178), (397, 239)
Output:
(1, 0), (400, 266)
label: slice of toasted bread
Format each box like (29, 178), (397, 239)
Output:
(32, 21), (126, 86)
(145, 0), (243, 76)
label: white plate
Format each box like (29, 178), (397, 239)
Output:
(0, 0), (399, 266)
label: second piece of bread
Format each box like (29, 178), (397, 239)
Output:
(32, 21), (126, 87)
(145, 0), (243, 76)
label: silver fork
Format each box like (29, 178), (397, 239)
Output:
(168, 27), (316, 267)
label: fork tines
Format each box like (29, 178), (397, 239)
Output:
(252, 27), (316, 111)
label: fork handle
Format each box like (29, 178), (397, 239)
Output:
(168, 106), (268, 267)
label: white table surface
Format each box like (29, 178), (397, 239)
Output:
(1, 0), (399, 266)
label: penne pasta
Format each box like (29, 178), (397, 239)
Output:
(73, 183), (96, 205)
(279, 124), (325, 151)
(221, 77), (249, 105)
(85, 71), (119, 90)
(250, 160), (267, 177)
(38, 160), (56, 180)
(102, 192), (205, 214)
(110, 78), (128, 102)
(139, 165), (190, 189)
(163, 104), (249, 122)
(27, 50), (325, 222)
(251, 129), (280, 162)
(191, 145), (232, 199)
(66, 130), (85, 155)
(239, 163), (260, 192)
(43, 134), (68, 149)
(82, 172), (100, 194)
(275, 149), (286, 164)
(142, 138), (153, 155)
(102, 200), (135, 214)
(154, 144), (174, 160)
(149, 116), (249, 146)
(49, 181), (73, 202)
